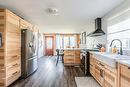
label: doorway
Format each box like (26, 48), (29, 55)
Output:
(45, 36), (54, 56)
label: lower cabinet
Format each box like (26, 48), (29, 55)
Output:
(104, 69), (117, 87)
(94, 59), (105, 87)
(90, 55), (117, 87)
(90, 54), (95, 76)
(64, 50), (81, 65)
(118, 63), (130, 87)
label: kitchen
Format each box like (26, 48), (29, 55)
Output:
(0, 0), (130, 87)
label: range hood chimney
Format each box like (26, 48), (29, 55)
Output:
(87, 18), (105, 37)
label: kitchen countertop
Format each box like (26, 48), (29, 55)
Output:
(63, 48), (87, 50)
(58, 48), (99, 51)
(89, 51), (130, 68)
(118, 60), (130, 67)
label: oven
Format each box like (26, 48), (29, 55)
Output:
(80, 49), (98, 76)
(80, 50), (90, 75)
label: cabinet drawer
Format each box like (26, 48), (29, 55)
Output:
(74, 58), (81, 64)
(64, 58), (74, 63)
(75, 51), (80, 55)
(6, 50), (20, 56)
(0, 59), (4, 68)
(6, 70), (20, 86)
(6, 63), (20, 77)
(0, 78), (5, 87)
(64, 55), (74, 59)
(5, 55), (20, 67)
(0, 68), (5, 78)
(75, 55), (80, 58)
(64, 51), (75, 55)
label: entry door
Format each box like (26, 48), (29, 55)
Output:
(45, 36), (54, 56)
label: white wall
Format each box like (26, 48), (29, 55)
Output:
(39, 21), (95, 33)
(102, 0), (130, 50)
(38, 32), (44, 58)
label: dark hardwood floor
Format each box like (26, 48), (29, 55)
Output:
(9, 56), (85, 87)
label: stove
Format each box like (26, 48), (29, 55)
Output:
(80, 49), (98, 75)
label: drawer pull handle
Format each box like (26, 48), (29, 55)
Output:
(100, 69), (104, 77)
(99, 63), (104, 67)
(8, 63), (19, 68)
(128, 67), (130, 69)
(1, 69), (4, 71)
(13, 63), (19, 66)
(12, 71), (18, 75)
(90, 64), (93, 66)
(12, 55), (18, 57)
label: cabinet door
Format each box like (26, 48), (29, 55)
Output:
(104, 69), (116, 87)
(74, 50), (81, 64)
(64, 55), (75, 64)
(119, 64), (130, 87)
(90, 54), (94, 76)
(90, 54), (93, 65)
(94, 60), (105, 87)
(95, 64), (101, 84)
(90, 64), (94, 76)
(5, 10), (21, 86)
(0, 9), (5, 87)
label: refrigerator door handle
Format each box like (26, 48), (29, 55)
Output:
(28, 57), (37, 60)
(29, 42), (33, 47)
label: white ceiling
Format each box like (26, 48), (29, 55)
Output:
(0, 0), (124, 33)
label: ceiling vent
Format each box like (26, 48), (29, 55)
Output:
(45, 8), (59, 15)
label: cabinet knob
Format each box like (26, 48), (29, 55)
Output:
(128, 67), (130, 69)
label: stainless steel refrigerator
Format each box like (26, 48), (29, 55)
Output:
(21, 29), (38, 78)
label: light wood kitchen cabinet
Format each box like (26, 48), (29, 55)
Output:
(90, 54), (117, 87)
(20, 18), (33, 30)
(94, 59), (105, 87)
(64, 50), (81, 65)
(118, 63), (130, 87)
(0, 9), (21, 87)
(104, 69), (117, 87)
(90, 53), (95, 76)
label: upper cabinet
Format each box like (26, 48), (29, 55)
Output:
(20, 18), (33, 31)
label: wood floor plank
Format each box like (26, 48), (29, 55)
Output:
(9, 56), (85, 87)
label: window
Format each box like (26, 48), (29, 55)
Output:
(107, 10), (130, 49)
(56, 34), (77, 49)
(64, 36), (69, 48)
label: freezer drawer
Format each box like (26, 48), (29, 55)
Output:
(27, 57), (38, 76)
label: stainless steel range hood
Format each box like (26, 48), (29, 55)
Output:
(87, 18), (105, 37)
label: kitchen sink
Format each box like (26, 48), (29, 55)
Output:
(91, 52), (130, 68)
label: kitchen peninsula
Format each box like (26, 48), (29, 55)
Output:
(63, 48), (82, 65)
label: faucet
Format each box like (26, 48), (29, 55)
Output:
(110, 39), (123, 55)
